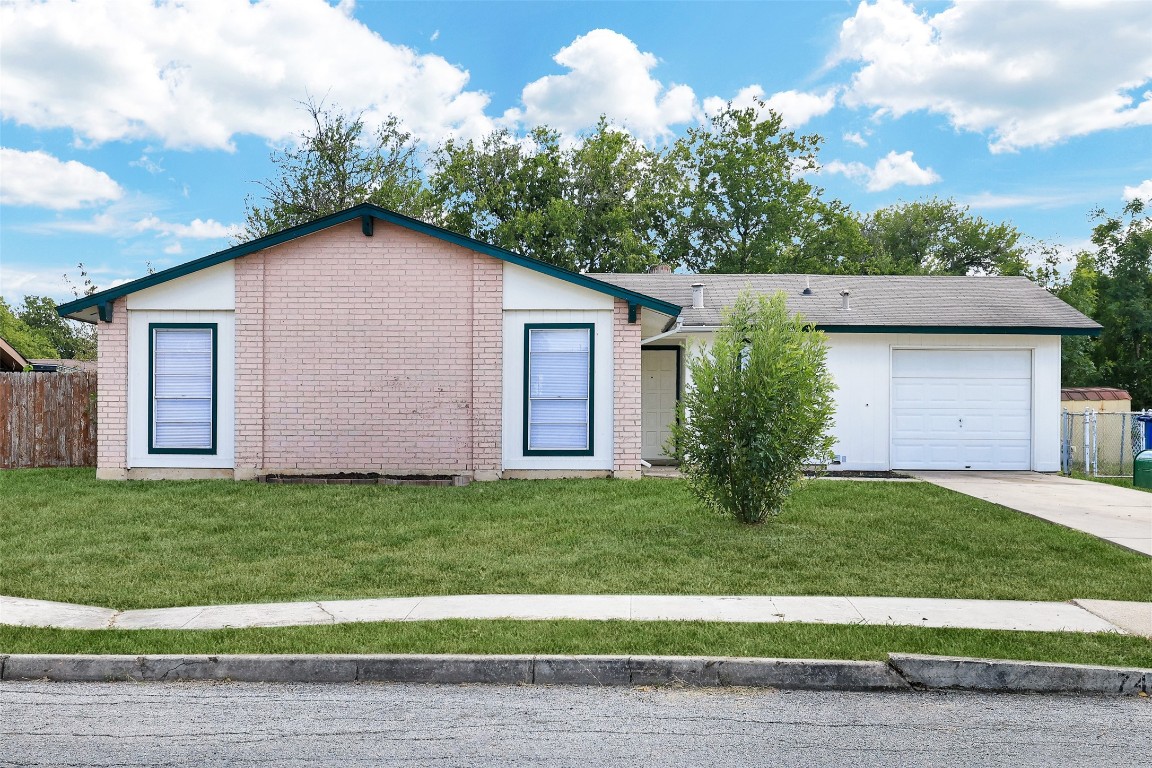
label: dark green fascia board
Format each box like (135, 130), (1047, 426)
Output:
(811, 324), (1102, 337)
(57, 203), (683, 321)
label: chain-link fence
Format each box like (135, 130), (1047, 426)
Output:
(1062, 410), (1152, 477)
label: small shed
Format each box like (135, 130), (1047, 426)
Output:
(1061, 387), (1132, 413)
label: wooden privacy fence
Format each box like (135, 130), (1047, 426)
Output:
(1, 372), (97, 468)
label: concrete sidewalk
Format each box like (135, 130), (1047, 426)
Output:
(3, 593), (1146, 636)
(912, 471), (1152, 556)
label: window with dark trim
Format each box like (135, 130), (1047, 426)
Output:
(523, 323), (594, 456)
(148, 323), (217, 454)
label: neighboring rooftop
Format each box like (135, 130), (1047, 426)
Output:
(1060, 387), (1132, 402)
(0, 337), (30, 372)
(27, 359), (96, 373)
(592, 273), (1101, 334)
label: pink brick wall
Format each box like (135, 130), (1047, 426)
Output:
(234, 252), (265, 472)
(96, 298), (128, 472)
(471, 253), (503, 472)
(612, 300), (642, 475)
(233, 220), (502, 474)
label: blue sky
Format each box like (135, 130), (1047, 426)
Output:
(2, 0), (1150, 304)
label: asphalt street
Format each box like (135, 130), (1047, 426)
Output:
(2, 681), (1148, 767)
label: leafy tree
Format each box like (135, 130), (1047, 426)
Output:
(859, 198), (1030, 275)
(566, 119), (675, 272)
(671, 291), (836, 524)
(240, 101), (430, 241)
(1045, 250), (1100, 387)
(665, 100), (828, 274)
(16, 296), (96, 360)
(1090, 199), (1151, 408)
(1, 298), (58, 359)
(789, 200), (875, 275)
(430, 119), (670, 272)
(432, 126), (574, 264)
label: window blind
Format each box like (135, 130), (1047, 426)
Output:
(527, 327), (591, 451)
(152, 327), (214, 450)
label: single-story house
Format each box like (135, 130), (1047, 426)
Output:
(1060, 387), (1132, 414)
(58, 203), (1101, 480)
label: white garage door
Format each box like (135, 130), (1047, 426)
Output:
(891, 349), (1032, 470)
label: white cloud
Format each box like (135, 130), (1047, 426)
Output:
(834, 0), (1152, 152)
(824, 150), (940, 192)
(0, 268), (69, 303)
(19, 196), (240, 242)
(0, 265), (131, 304)
(962, 191), (1091, 210)
(762, 89), (838, 128)
(0, 148), (123, 209)
(702, 85), (837, 128)
(1122, 179), (1152, 202)
(0, 0), (495, 150)
(129, 154), (164, 174)
(505, 29), (698, 141)
(132, 216), (236, 240)
(843, 131), (868, 147)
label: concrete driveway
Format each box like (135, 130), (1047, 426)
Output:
(912, 471), (1152, 556)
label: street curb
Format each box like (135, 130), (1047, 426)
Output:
(0, 654), (906, 690)
(2, 653), (1148, 694)
(887, 654), (1151, 695)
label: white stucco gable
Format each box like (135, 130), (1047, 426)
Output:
(126, 262), (235, 310)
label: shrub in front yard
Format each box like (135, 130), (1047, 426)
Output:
(671, 290), (836, 523)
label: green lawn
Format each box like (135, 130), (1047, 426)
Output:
(2, 621), (1149, 668)
(1071, 471), (1152, 493)
(2, 469), (1149, 610)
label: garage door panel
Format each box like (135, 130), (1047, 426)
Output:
(892, 349), (1031, 379)
(892, 410), (962, 440)
(891, 349), (1032, 470)
(995, 380), (1031, 403)
(956, 381), (998, 406)
(957, 441), (1031, 470)
(993, 412), (1031, 435)
(893, 441), (958, 467)
(895, 439), (1032, 470)
(959, 413), (998, 437)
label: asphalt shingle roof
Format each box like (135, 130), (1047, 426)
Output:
(591, 273), (1101, 333)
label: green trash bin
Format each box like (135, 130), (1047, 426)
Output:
(1135, 450), (1152, 489)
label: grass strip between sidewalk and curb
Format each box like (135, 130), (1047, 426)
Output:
(2, 621), (1150, 669)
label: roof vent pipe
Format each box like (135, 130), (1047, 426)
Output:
(802, 276), (812, 295)
(691, 283), (705, 309)
(840, 289), (851, 310)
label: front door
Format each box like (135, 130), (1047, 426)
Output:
(641, 348), (680, 462)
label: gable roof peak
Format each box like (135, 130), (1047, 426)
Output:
(57, 203), (680, 322)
